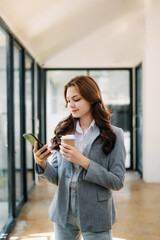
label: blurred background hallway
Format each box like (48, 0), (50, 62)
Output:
(1, 0), (160, 239)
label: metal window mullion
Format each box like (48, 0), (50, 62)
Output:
(7, 34), (16, 219)
(20, 49), (27, 202)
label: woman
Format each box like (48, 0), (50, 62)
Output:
(34, 75), (126, 240)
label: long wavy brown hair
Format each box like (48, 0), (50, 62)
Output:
(51, 75), (116, 155)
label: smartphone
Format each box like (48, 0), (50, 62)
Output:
(23, 133), (47, 152)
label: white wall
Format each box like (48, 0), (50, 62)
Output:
(143, 0), (160, 182)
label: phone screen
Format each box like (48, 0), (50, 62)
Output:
(23, 133), (44, 149)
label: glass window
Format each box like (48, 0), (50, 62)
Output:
(25, 55), (34, 191)
(46, 70), (131, 168)
(89, 70), (131, 168)
(14, 45), (23, 206)
(0, 28), (9, 231)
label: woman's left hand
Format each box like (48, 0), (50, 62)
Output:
(60, 143), (90, 170)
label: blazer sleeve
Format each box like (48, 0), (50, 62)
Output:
(83, 128), (126, 191)
(35, 150), (59, 185)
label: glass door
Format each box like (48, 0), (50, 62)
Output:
(0, 27), (9, 232)
(136, 65), (143, 176)
(89, 70), (132, 169)
(13, 44), (24, 207)
(25, 54), (34, 192)
(46, 69), (132, 168)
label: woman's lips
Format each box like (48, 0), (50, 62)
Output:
(71, 110), (78, 113)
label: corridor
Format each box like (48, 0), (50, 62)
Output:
(7, 172), (160, 240)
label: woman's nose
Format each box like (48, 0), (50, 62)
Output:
(69, 100), (75, 108)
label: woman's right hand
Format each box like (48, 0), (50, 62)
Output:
(33, 141), (53, 170)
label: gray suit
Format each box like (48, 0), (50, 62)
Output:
(36, 125), (126, 232)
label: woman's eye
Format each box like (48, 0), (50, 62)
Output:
(66, 98), (81, 103)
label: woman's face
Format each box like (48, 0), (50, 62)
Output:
(66, 86), (92, 120)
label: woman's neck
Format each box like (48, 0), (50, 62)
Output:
(79, 115), (93, 134)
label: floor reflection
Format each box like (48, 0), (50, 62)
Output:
(9, 233), (126, 240)
(9, 232), (55, 240)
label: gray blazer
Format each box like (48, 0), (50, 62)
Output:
(36, 125), (126, 232)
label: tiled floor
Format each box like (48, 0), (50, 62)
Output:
(7, 171), (160, 240)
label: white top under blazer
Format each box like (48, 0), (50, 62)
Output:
(70, 119), (96, 188)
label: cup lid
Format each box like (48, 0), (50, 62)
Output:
(61, 135), (75, 140)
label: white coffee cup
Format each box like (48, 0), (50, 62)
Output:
(60, 135), (75, 146)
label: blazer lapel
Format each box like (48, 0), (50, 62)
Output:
(83, 126), (100, 157)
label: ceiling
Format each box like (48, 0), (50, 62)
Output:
(0, 0), (145, 67)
